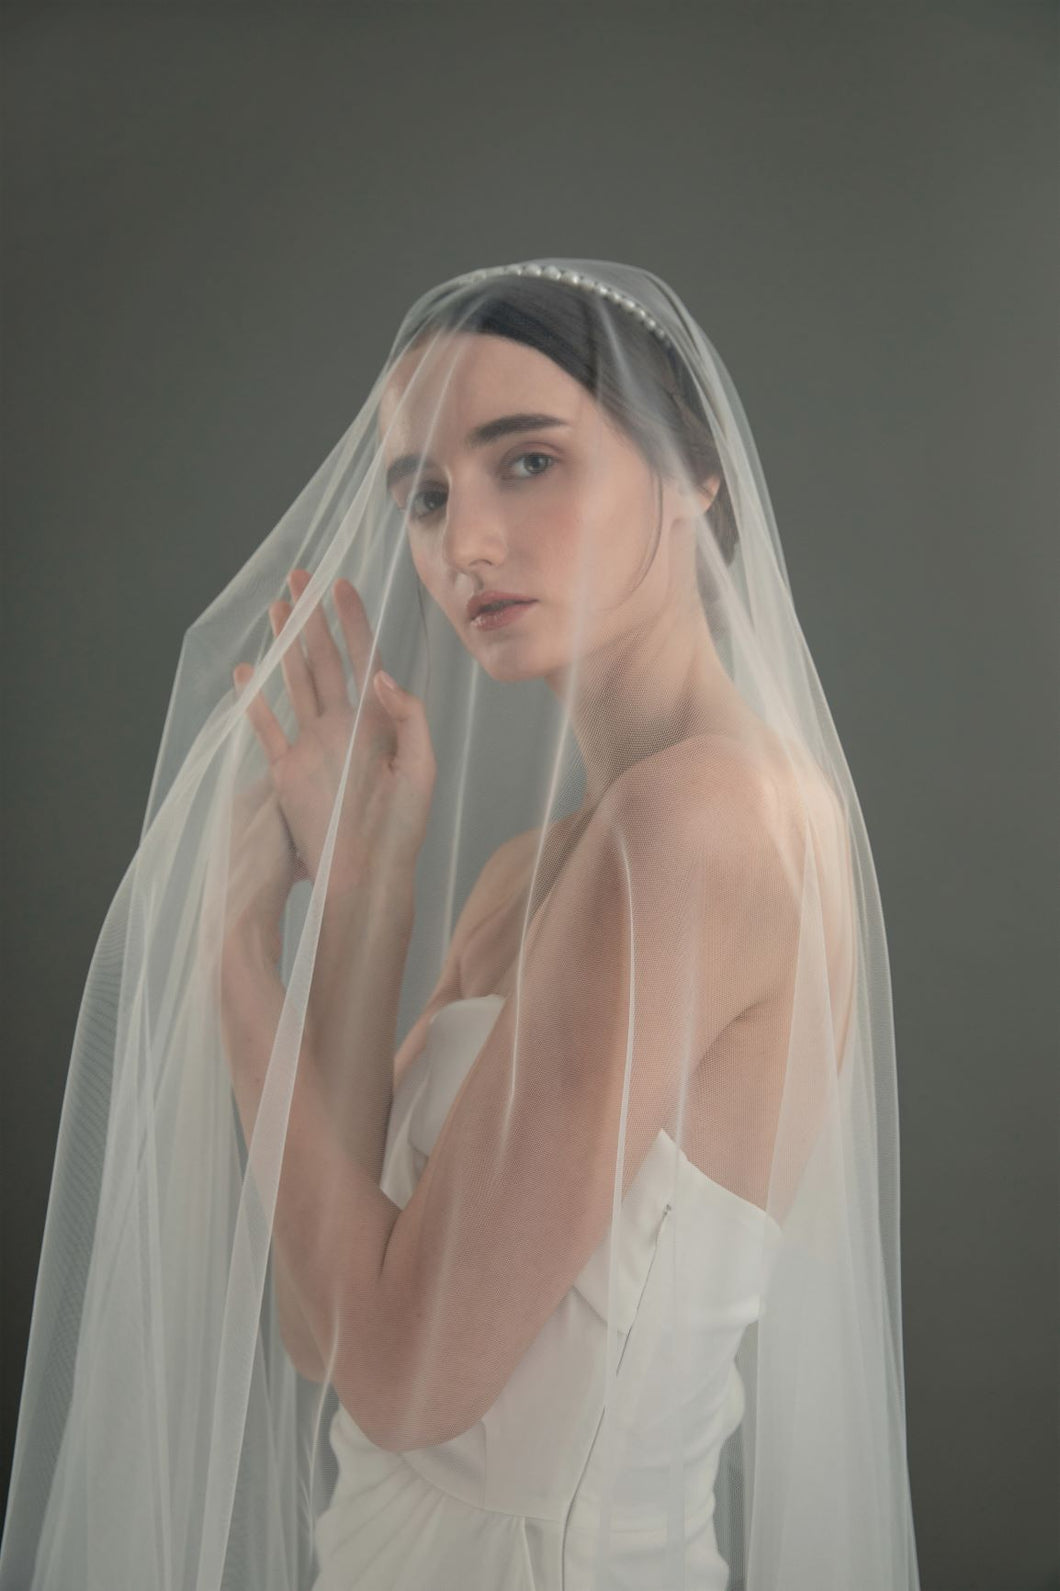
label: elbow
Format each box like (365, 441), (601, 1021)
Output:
(338, 1345), (479, 1452)
(332, 1380), (432, 1453)
(284, 1342), (328, 1384)
(331, 1335), (414, 1452)
(334, 1264), (483, 1451)
(380, 1403), (481, 1453)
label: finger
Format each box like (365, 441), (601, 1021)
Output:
(287, 567), (349, 714)
(333, 578), (386, 700)
(233, 664), (289, 765)
(269, 597), (319, 726)
(372, 669), (436, 779)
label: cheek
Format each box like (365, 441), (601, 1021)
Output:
(543, 498), (638, 590)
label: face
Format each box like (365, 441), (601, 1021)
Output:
(378, 331), (715, 684)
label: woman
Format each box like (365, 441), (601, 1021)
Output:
(1, 260), (921, 1590)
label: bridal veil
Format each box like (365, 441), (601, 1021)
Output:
(1, 258), (921, 1589)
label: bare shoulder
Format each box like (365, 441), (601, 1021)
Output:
(606, 732), (792, 847)
(604, 733), (813, 957)
(613, 732), (851, 981)
(449, 824), (551, 959)
(472, 823), (546, 901)
(608, 734), (812, 1007)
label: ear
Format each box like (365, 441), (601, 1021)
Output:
(661, 470), (722, 528)
(696, 472), (722, 515)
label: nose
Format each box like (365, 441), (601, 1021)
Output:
(439, 483), (508, 573)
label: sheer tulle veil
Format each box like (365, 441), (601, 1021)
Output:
(1, 258), (921, 1590)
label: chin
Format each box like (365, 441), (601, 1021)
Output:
(475, 652), (544, 684)
(464, 614), (554, 683)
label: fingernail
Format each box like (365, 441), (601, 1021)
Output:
(377, 670), (396, 691)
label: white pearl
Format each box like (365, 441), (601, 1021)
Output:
(450, 264), (672, 348)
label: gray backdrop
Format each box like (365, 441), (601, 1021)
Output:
(2, 4), (1057, 1588)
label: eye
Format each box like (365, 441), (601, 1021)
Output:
(404, 451), (556, 523)
(508, 450), (556, 481)
(406, 484), (447, 522)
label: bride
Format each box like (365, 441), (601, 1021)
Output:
(1, 260), (921, 1591)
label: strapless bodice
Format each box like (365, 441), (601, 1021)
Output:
(312, 995), (783, 1590)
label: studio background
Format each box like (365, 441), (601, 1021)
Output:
(2, 4), (1056, 1588)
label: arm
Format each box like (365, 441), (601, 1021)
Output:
(220, 873), (413, 1425)
(223, 568), (449, 1397)
(365, 744), (791, 1451)
(267, 825), (543, 1383)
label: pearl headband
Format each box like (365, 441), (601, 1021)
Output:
(454, 263), (673, 348)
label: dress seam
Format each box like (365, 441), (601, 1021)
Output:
(557, 1200), (673, 1590)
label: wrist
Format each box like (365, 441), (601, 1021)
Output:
(322, 864), (417, 930)
(306, 873), (415, 1039)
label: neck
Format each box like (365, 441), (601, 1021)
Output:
(543, 600), (748, 811)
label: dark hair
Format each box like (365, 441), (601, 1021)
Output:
(392, 276), (738, 611)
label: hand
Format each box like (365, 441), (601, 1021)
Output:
(232, 568), (436, 895)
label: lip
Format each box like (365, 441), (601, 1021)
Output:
(469, 598), (538, 631)
(466, 590), (533, 622)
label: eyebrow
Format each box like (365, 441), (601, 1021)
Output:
(384, 412), (571, 497)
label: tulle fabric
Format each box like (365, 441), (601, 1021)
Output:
(1, 259), (921, 1589)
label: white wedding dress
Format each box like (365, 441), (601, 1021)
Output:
(310, 995), (783, 1590)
